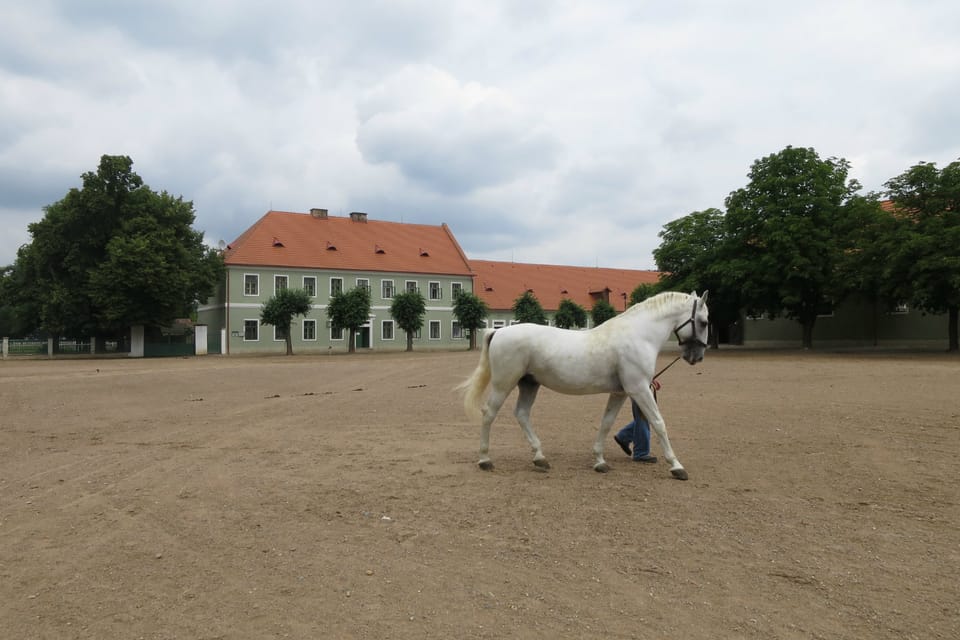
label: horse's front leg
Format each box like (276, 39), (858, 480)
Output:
(631, 387), (687, 480)
(592, 393), (627, 472)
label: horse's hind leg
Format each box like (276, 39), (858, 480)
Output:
(478, 387), (511, 470)
(515, 376), (548, 470)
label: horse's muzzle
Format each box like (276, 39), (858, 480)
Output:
(682, 343), (706, 364)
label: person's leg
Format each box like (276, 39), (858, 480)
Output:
(631, 401), (656, 462)
(614, 421), (634, 456)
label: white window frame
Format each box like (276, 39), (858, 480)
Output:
(428, 281), (442, 300)
(274, 274), (288, 294)
(243, 319), (259, 341)
(243, 274), (259, 297)
(429, 320), (441, 340)
(452, 320), (463, 339)
(381, 279), (395, 299)
(302, 276), (317, 297)
(451, 282), (463, 299)
(331, 326), (344, 341)
(891, 301), (909, 314)
(302, 319), (317, 341)
(273, 325), (288, 342)
(330, 277), (343, 296)
(492, 320), (506, 329)
(356, 278), (370, 291)
(382, 320), (395, 341)
(405, 280), (419, 294)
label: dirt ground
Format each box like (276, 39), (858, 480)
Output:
(1, 348), (958, 639)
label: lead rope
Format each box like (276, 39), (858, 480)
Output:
(652, 355), (681, 383)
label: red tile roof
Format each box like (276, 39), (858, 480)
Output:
(224, 210), (473, 276)
(470, 259), (661, 312)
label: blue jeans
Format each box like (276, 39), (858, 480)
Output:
(615, 400), (652, 459)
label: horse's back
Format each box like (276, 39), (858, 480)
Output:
(487, 323), (621, 394)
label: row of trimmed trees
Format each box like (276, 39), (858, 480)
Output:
(259, 287), (627, 356)
(259, 286), (493, 355)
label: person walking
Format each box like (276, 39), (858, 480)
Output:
(613, 380), (661, 463)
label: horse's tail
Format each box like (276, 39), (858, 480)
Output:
(455, 329), (495, 423)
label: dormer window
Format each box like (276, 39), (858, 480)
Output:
(326, 241), (337, 251)
(375, 244), (386, 254)
(419, 248), (429, 256)
(272, 237), (284, 247)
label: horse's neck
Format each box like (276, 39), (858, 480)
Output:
(629, 295), (690, 345)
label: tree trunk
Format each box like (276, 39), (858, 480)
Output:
(801, 317), (816, 350)
(406, 331), (413, 352)
(469, 329), (477, 351)
(949, 306), (958, 352)
(348, 328), (356, 353)
(285, 333), (293, 356)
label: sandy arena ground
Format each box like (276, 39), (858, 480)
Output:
(1, 348), (958, 639)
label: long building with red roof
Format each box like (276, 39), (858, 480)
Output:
(198, 208), (662, 354)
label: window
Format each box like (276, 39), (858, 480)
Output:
(244, 274), (259, 296)
(492, 320), (506, 329)
(451, 282), (463, 299)
(405, 280), (418, 293)
(429, 320), (441, 340)
(891, 301), (909, 314)
(356, 278), (370, 291)
(303, 319), (316, 341)
(429, 282), (442, 300)
(816, 300), (834, 318)
(331, 326), (344, 340)
(382, 320), (395, 341)
(303, 276), (317, 296)
(274, 275), (288, 293)
(452, 321), (463, 339)
(381, 280), (395, 299)
(330, 277), (343, 296)
(243, 319), (259, 341)
(273, 325), (288, 341)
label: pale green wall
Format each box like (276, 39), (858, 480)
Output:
(199, 267), (473, 354)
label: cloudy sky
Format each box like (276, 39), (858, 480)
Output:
(2, 1), (958, 270)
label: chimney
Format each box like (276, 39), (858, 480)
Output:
(310, 208), (328, 219)
(349, 211), (368, 223)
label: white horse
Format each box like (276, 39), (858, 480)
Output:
(457, 291), (709, 480)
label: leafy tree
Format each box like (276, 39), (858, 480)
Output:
(326, 286), (371, 353)
(723, 146), (863, 349)
(390, 290), (427, 351)
(882, 160), (960, 351)
(554, 298), (588, 329)
(653, 208), (741, 348)
(6, 155), (222, 338)
(452, 290), (488, 350)
(512, 291), (547, 324)
(591, 299), (616, 326)
(260, 288), (313, 355)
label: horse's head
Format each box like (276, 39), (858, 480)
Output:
(674, 291), (709, 364)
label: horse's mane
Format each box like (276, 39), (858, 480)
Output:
(617, 291), (693, 322)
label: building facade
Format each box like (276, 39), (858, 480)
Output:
(198, 209), (475, 354)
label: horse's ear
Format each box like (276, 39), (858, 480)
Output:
(700, 290), (709, 305)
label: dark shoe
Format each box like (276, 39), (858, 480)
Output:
(613, 435), (631, 457)
(633, 455), (658, 463)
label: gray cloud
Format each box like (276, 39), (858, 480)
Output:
(2, 1), (960, 270)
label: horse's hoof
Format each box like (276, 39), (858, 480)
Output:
(594, 462), (610, 473)
(533, 458), (550, 470)
(478, 460), (494, 471)
(670, 468), (689, 481)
